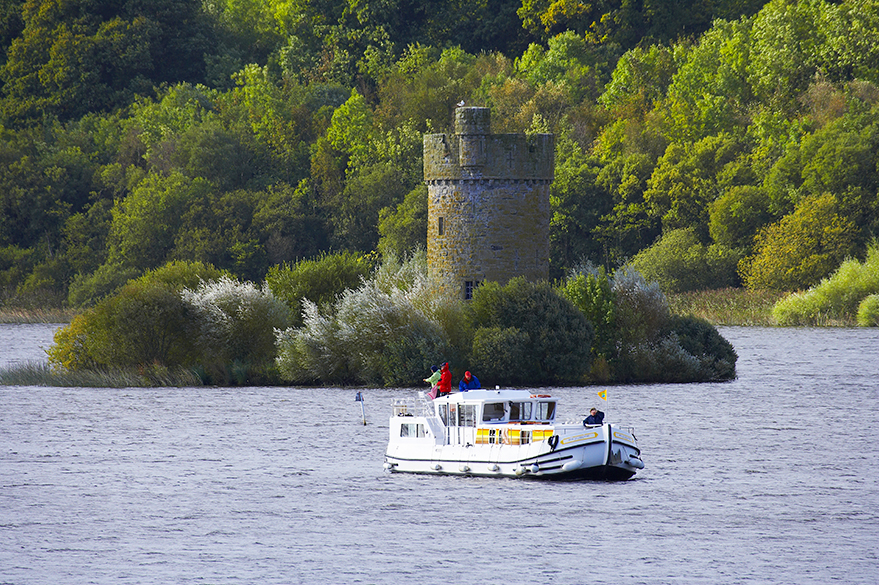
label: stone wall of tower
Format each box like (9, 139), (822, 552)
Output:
(424, 107), (554, 298)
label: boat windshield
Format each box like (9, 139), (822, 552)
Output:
(536, 401), (556, 421)
(482, 402), (505, 422)
(508, 401), (532, 421)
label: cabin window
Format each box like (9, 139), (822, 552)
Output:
(438, 216), (444, 236)
(482, 402), (505, 422)
(457, 404), (478, 427)
(400, 423), (426, 438)
(520, 430), (532, 444)
(438, 403), (449, 425)
(537, 401), (556, 421)
(509, 402), (532, 421)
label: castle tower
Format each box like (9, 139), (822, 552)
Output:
(423, 107), (554, 299)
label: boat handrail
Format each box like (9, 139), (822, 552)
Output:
(392, 394), (434, 418)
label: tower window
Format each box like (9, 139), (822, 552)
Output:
(464, 280), (480, 300)
(438, 217), (444, 236)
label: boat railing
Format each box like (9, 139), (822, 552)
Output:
(392, 394), (434, 418)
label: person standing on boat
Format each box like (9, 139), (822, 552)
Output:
(458, 371), (481, 392)
(424, 365), (441, 399)
(584, 408), (604, 425)
(436, 362), (452, 397)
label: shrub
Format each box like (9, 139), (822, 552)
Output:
(611, 266), (669, 348)
(772, 243), (879, 325)
(470, 327), (531, 385)
(669, 315), (737, 380)
(266, 251), (374, 326)
(275, 254), (458, 386)
(559, 269), (615, 361)
(181, 276), (292, 384)
(857, 295), (879, 326)
(67, 262), (141, 308)
(49, 261), (230, 371)
(469, 278), (593, 385)
(629, 228), (742, 293)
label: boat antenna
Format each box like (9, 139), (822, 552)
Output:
(355, 391), (367, 425)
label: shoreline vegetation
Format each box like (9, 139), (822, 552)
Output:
(0, 286), (856, 389)
(0, 287), (852, 328)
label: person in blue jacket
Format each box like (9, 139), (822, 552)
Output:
(458, 371), (481, 391)
(583, 408), (604, 425)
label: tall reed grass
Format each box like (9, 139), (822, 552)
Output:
(667, 288), (786, 326)
(0, 308), (77, 323)
(0, 362), (202, 387)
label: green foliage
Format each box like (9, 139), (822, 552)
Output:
(629, 228), (743, 293)
(48, 261), (273, 377)
(516, 31), (617, 102)
(741, 193), (859, 291)
(377, 185), (427, 257)
(857, 294), (879, 327)
(607, 267), (736, 381)
(772, 242), (879, 325)
(48, 277), (194, 370)
(470, 326), (531, 385)
(668, 315), (737, 380)
(67, 261), (139, 308)
(559, 268), (615, 361)
(266, 251), (375, 326)
(549, 124), (611, 274)
(469, 277), (593, 384)
(1, 0), (212, 125)
(106, 171), (213, 271)
(1, 0), (877, 345)
(709, 185), (774, 249)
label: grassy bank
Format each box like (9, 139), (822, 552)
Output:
(667, 288), (787, 326)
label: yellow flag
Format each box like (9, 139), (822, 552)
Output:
(598, 389), (607, 401)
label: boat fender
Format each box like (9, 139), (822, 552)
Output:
(548, 434), (559, 451)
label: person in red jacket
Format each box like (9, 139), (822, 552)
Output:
(436, 362), (452, 397)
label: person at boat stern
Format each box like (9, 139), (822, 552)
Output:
(584, 408), (604, 425)
(458, 371), (481, 392)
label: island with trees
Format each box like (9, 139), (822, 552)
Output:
(1, 0), (877, 386)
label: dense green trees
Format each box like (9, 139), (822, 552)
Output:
(0, 0), (877, 318)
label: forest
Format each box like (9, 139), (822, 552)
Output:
(0, 0), (877, 385)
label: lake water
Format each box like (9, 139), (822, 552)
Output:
(1, 324), (877, 584)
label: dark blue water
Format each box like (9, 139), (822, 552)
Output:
(1, 325), (877, 584)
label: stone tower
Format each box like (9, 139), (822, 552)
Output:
(423, 107), (554, 299)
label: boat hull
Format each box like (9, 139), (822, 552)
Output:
(385, 422), (642, 481)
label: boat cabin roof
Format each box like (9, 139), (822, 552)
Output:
(436, 389), (553, 404)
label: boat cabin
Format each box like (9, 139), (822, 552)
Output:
(435, 389), (556, 426)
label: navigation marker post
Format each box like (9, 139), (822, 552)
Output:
(355, 391), (366, 425)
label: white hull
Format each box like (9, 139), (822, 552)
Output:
(384, 391), (643, 480)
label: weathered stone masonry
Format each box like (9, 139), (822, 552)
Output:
(424, 107), (555, 299)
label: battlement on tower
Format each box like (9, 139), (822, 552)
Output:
(424, 108), (554, 182)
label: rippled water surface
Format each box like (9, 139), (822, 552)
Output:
(1, 325), (877, 584)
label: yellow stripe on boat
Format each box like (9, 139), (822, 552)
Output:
(561, 432), (598, 445)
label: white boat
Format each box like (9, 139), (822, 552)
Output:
(384, 389), (644, 480)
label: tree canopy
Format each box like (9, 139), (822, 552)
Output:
(1, 0), (878, 308)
